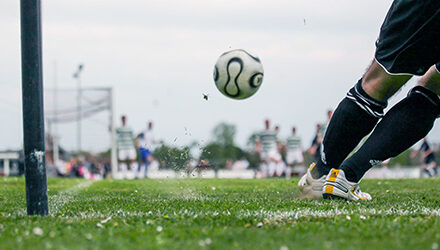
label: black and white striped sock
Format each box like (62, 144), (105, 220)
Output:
(341, 86), (440, 182)
(346, 79), (387, 118)
(313, 79), (385, 178)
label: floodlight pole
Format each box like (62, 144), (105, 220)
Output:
(73, 64), (84, 154)
(109, 87), (118, 178)
(20, 0), (48, 216)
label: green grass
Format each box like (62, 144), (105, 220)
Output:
(1, 177), (440, 249)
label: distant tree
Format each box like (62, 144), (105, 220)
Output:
(199, 122), (246, 169)
(200, 142), (245, 168)
(213, 122), (236, 146)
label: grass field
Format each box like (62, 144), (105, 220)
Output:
(1, 177), (440, 249)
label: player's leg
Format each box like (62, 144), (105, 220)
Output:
(285, 152), (294, 178)
(268, 160), (276, 177)
(138, 147), (147, 178)
(316, 0), (440, 182)
(268, 152), (279, 177)
(321, 1), (440, 200)
(422, 159), (433, 177)
(428, 162), (436, 177)
(432, 162), (438, 176)
(259, 153), (269, 178)
(129, 149), (138, 178)
(338, 71), (440, 184)
(425, 153), (437, 177)
(305, 62), (409, 200)
(275, 157), (286, 177)
(420, 66), (440, 179)
(145, 154), (154, 178)
(118, 150), (128, 179)
(325, 79), (440, 199)
(312, 60), (410, 179)
(285, 164), (292, 179)
(137, 148), (144, 176)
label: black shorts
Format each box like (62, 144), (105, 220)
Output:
(375, 0), (440, 76)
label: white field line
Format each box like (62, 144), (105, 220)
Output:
(53, 206), (440, 220)
(6, 180), (96, 217)
(48, 180), (96, 215)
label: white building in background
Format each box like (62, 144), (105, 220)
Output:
(0, 150), (21, 176)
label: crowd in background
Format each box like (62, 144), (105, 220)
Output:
(3, 109), (437, 179)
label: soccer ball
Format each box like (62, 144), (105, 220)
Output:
(213, 49), (264, 100)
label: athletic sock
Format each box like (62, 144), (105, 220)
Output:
(311, 79), (386, 178)
(341, 86), (440, 182)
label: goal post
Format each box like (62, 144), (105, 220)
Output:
(20, 0), (49, 216)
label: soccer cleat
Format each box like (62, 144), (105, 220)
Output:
(298, 163), (326, 199)
(322, 168), (372, 201)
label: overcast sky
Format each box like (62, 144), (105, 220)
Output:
(1, 0), (439, 153)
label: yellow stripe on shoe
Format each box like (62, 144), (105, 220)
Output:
(324, 184), (334, 194)
(350, 187), (367, 200)
(328, 169), (340, 182)
(309, 162), (316, 172)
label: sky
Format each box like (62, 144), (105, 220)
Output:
(1, 0), (439, 153)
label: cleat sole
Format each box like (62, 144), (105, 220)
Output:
(323, 193), (345, 200)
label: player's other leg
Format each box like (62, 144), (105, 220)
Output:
(268, 161), (276, 178)
(298, 162), (327, 199)
(420, 164), (432, 178)
(322, 85), (436, 199)
(272, 152), (284, 177)
(144, 154), (154, 178)
(329, 68), (440, 200)
(322, 1), (440, 200)
(127, 149), (138, 179)
(316, 0), (440, 180)
(138, 147), (152, 178)
(259, 153), (269, 178)
(296, 152), (326, 198)
(312, 61), (410, 179)
(424, 151), (437, 177)
(118, 150), (129, 179)
(267, 151), (278, 177)
(301, 60), (410, 198)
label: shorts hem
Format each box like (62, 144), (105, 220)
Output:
(435, 64), (440, 74)
(374, 58), (415, 76)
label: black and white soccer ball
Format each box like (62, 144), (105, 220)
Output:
(213, 49), (264, 100)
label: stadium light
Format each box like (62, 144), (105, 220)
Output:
(20, 0), (48, 215)
(73, 64), (84, 153)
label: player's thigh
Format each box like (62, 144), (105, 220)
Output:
(118, 150), (128, 161)
(375, 0), (440, 76)
(367, 1), (440, 100)
(269, 151), (280, 162)
(294, 150), (304, 163)
(286, 152), (294, 165)
(260, 152), (268, 163)
(128, 149), (137, 161)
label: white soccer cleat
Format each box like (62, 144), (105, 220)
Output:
(298, 163), (326, 199)
(322, 168), (372, 201)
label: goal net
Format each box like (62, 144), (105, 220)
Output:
(44, 87), (117, 176)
